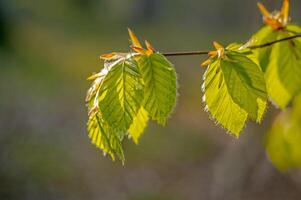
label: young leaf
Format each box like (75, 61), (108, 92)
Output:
(99, 54), (144, 132)
(203, 59), (248, 137)
(251, 27), (301, 108)
(252, 1), (301, 109)
(221, 51), (267, 122)
(202, 43), (267, 136)
(264, 55), (291, 109)
(128, 107), (149, 144)
(250, 25), (279, 72)
(87, 113), (125, 162)
(265, 108), (301, 171)
(137, 53), (178, 125)
(276, 26), (301, 97)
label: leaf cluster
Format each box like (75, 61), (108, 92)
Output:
(86, 0), (301, 163)
(86, 30), (177, 162)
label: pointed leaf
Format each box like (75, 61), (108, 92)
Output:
(276, 28), (301, 97)
(87, 113), (125, 162)
(203, 59), (248, 136)
(221, 51), (267, 122)
(99, 55), (144, 132)
(137, 53), (177, 125)
(251, 25), (301, 108)
(128, 107), (149, 144)
(250, 25), (279, 72)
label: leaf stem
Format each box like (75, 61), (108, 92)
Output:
(162, 33), (301, 57)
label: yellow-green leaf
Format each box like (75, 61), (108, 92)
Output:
(265, 107), (301, 171)
(137, 53), (178, 125)
(203, 59), (248, 137)
(250, 25), (301, 109)
(99, 55), (144, 132)
(221, 51), (267, 122)
(128, 107), (149, 144)
(87, 113), (125, 162)
(203, 47), (268, 136)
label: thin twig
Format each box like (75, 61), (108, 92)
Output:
(249, 34), (301, 49)
(162, 33), (301, 57)
(163, 51), (209, 57)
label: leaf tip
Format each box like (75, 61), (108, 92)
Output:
(128, 28), (142, 48)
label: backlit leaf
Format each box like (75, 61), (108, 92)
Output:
(221, 51), (267, 122)
(128, 107), (149, 144)
(203, 59), (248, 137)
(87, 113), (125, 162)
(250, 25), (279, 72)
(137, 53), (177, 125)
(251, 25), (301, 108)
(276, 26), (301, 97)
(99, 54), (144, 132)
(203, 46), (267, 136)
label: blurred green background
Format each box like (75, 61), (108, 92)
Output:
(1, 0), (301, 199)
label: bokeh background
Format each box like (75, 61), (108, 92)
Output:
(1, 0), (301, 199)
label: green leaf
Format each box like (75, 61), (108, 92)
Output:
(137, 53), (177, 125)
(203, 59), (248, 137)
(221, 50), (267, 122)
(250, 25), (279, 72)
(265, 108), (301, 171)
(85, 54), (146, 162)
(128, 107), (149, 144)
(264, 56), (291, 109)
(99, 55), (144, 132)
(87, 113), (125, 162)
(265, 94), (301, 171)
(250, 25), (301, 109)
(275, 29), (301, 97)
(203, 48), (267, 136)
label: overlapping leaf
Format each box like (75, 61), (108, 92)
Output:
(86, 53), (145, 161)
(128, 29), (178, 125)
(276, 27), (301, 97)
(128, 107), (149, 144)
(86, 30), (178, 162)
(221, 51), (267, 122)
(250, 26), (279, 72)
(251, 0), (301, 109)
(87, 113), (125, 162)
(203, 44), (267, 136)
(251, 26), (301, 108)
(203, 59), (248, 136)
(137, 53), (177, 125)
(98, 55), (144, 133)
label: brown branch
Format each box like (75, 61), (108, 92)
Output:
(162, 51), (209, 57)
(162, 34), (301, 57)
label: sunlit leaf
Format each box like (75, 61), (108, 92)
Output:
(250, 25), (279, 72)
(221, 51), (267, 122)
(203, 59), (248, 137)
(87, 113), (125, 162)
(86, 53), (145, 161)
(202, 45), (267, 136)
(137, 53), (177, 125)
(99, 54), (144, 132)
(250, 25), (301, 108)
(128, 107), (149, 144)
(277, 25), (301, 97)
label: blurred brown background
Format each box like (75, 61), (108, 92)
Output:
(1, 0), (301, 199)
